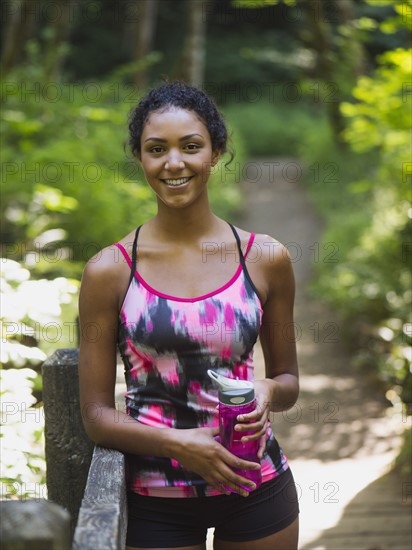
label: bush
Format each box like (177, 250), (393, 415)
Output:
(300, 48), (411, 405)
(1, 259), (80, 499)
(2, 70), (153, 271)
(224, 99), (319, 158)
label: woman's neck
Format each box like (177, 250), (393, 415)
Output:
(149, 197), (223, 242)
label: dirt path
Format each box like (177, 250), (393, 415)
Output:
(235, 159), (410, 549)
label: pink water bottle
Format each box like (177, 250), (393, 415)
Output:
(208, 370), (262, 493)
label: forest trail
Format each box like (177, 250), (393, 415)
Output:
(234, 158), (410, 549)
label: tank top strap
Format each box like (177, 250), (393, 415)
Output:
(228, 223), (262, 304)
(129, 225), (142, 286)
(228, 223), (255, 266)
(113, 225), (142, 287)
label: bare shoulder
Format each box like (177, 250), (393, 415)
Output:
(82, 227), (136, 280)
(234, 226), (291, 267)
(233, 226), (294, 302)
(80, 238), (133, 311)
(253, 233), (292, 266)
(83, 244), (122, 281)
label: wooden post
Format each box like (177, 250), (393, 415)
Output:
(42, 348), (94, 538)
(73, 446), (127, 550)
(0, 500), (71, 549)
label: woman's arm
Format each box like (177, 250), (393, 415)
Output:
(78, 248), (259, 496)
(234, 235), (299, 450)
(258, 235), (299, 411)
(78, 247), (173, 455)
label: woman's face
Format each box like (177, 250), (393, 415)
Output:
(140, 107), (220, 209)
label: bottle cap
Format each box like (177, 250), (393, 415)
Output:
(218, 387), (255, 406)
(207, 370), (255, 405)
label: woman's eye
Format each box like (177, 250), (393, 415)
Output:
(185, 143), (200, 151)
(150, 146), (164, 153)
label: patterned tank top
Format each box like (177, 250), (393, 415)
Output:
(115, 223), (288, 498)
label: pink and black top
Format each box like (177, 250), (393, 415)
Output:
(114, 223), (289, 498)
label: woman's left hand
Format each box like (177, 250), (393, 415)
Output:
(234, 379), (273, 460)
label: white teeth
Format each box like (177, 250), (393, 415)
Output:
(163, 177), (191, 186)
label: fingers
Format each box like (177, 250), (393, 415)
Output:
(213, 463), (259, 497)
(219, 443), (256, 464)
(235, 418), (266, 432)
(235, 400), (270, 442)
(236, 401), (268, 422)
(221, 480), (255, 497)
(180, 428), (261, 497)
(216, 449), (261, 495)
(236, 410), (259, 422)
(200, 455), (259, 497)
(234, 416), (269, 442)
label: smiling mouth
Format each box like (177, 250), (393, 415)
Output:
(162, 176), (193, 187)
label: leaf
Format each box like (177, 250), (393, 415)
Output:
(34, 184), (78, 212)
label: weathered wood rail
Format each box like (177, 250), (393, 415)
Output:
(0, 500), (71, 550)
(43, 349), (127, 549)
(42, 348), (94, 535)
(72, 446), (127, 550)
(0, 349), (127, 549)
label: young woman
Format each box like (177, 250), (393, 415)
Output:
(79, 81), (300, 550)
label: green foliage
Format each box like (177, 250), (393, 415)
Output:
(233, 0), (296, 6)
(224, 100), (319, 157)
(342, 48), (410, 154)
(205, 30), (304, 93)
(301, 48), (411, 404)
(1, 367), (46, 499)
(1, 260), (80, 361)
(208, 124), (245, 219)
(365, 0), (412, 34)
(1, 259), (79, 499)
(1, 68), (152, 270)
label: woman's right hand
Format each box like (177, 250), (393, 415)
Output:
(168, 427), (261, 497)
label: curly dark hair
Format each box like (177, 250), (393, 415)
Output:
(127, 81), (233, 162)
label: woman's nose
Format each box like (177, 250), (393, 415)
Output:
(164, 150), (185, 171)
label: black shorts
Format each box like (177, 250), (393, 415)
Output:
(126, 468), (299, 548)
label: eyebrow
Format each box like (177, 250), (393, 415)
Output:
(144, 133), (204, 143)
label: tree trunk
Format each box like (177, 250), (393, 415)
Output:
(181, 0), (208, 88)
(133, 0), (159, 90)
(301, 0), (346, 146)
(334, 0), (367, 79)
(43, 0), (77, 82)
(1, 0), (37, 76)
